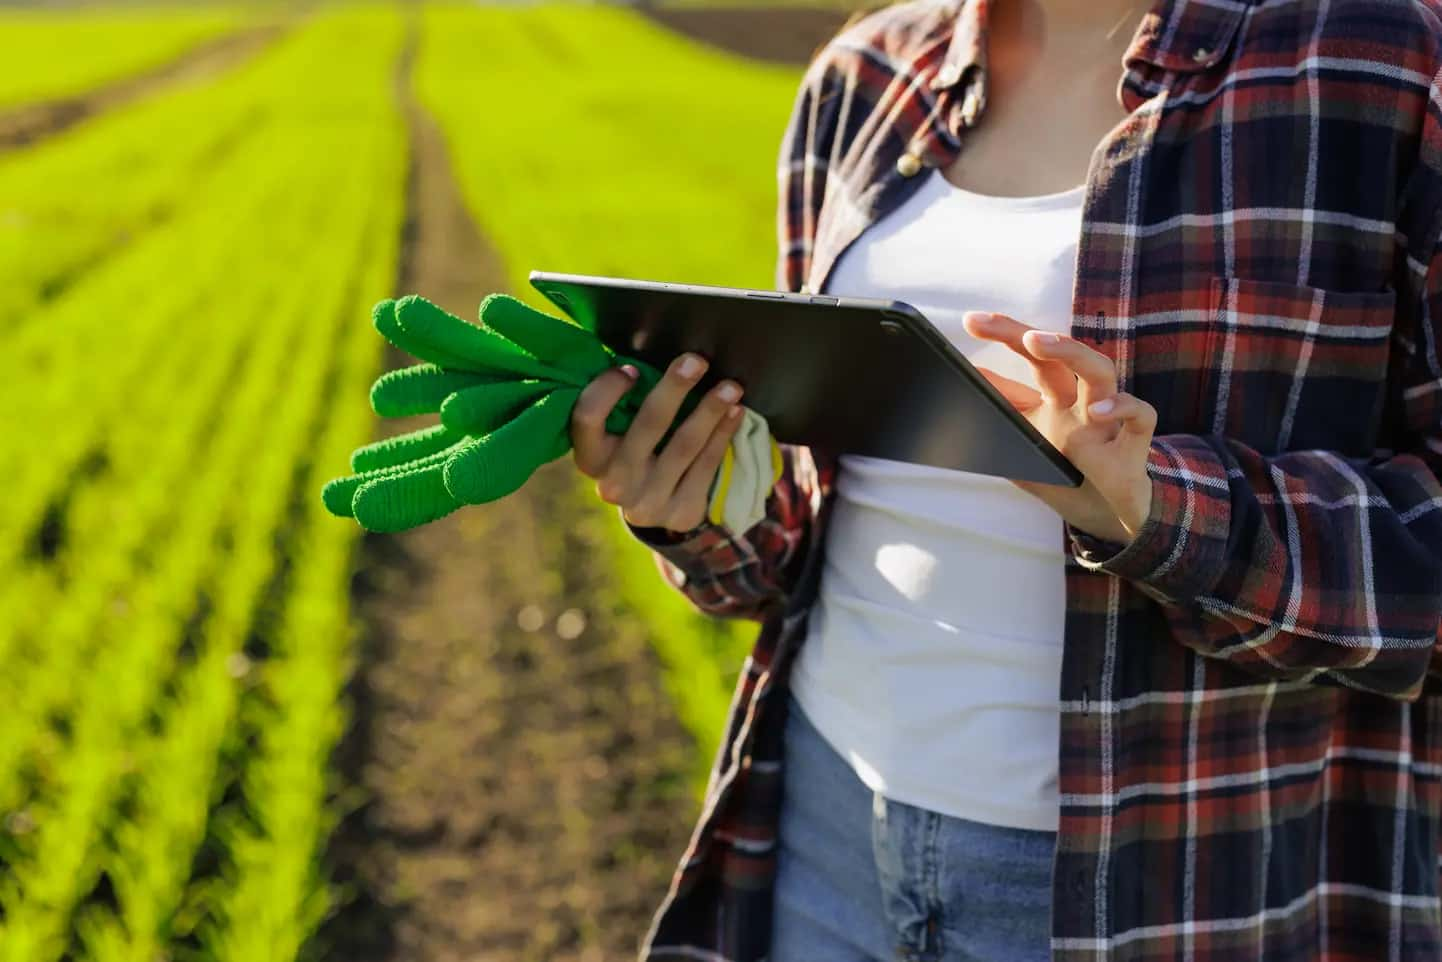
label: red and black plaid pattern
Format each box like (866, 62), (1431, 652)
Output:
(626, 0), (1442, 958)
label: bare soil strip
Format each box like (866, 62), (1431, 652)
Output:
(636, 5), (852, 66)
(319, 26), (698, 962)
(0, 23), (284, 153)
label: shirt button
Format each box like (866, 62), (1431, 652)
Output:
(896, 152), (923, 177)
(1191, 46), (1211, 62)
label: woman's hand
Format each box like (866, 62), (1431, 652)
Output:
(571, 352), (745, 533)
(962, 311), (1157, 545)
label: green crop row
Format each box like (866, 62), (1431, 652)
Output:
(0, 6), (405, 960)
(0, 6), (245, 111)
(0, 9), (304, 329)
(202, 171), (403, 956)
(414, 2), (808, 783)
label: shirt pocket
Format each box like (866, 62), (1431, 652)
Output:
(1196, 276), (1397, 457)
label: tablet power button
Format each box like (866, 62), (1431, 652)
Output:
(808, 296), (838, 306)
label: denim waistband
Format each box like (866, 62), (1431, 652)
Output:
(772, 691), (1057, 962)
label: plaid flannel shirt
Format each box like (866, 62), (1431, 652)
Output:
(626, 0), (1442, 958)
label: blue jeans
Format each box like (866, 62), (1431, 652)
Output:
(771, 692), (1058, 962)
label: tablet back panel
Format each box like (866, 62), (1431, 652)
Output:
(529, 272), (1080, 487)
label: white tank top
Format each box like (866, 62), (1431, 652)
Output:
(789, 167), (1086, 833)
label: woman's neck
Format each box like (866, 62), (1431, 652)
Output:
(939, 0), (1147, 196)
(994, 0), (1148, 68)
(1024, 0), (1148, 33)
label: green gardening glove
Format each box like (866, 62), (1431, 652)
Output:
(322, 294), (677, 532)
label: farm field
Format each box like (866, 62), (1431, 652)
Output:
(0, 3), (845, 961)
(0, 7), (244, 110)
(0, 7), (407, 960)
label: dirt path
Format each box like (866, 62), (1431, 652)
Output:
(0, 23), (284, 153)
(320, 24), (698, 962)
(637, 4), (852, 66)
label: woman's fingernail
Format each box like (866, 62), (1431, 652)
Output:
(678, 354), (703, 378)
(1031, 331), (1060, 345)
(967, 311), (993, 326)
(717, 382), (741, 402)
(620, 364), (639, 380)
(1089, 397), (1115, 416)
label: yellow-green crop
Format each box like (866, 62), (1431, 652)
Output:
(0, 7), (405, 960)
(0, 7), (244, 111)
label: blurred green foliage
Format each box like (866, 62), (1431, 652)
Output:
(0, 7), (405, 959)
(0, 6), (244, 110)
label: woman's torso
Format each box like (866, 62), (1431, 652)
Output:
(788, 4), (1131, 831)
(789, 168), (1087, 830)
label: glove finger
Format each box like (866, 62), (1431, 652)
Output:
(352, 460), (463, 532)
(713, 409), (772, 534)
(372, 298), (477, 371)
(479, 294), (611, 378)
(370, 364), (497, 417)
(439, 379), (555, 436)
(443, 386), (580, 504)
(604, 404), (635, 436)
(614, 353), (663, 404)
(321, 440), (468, 518)
(708, 445), (735, 526)
(734, 413), (768, 525)
(396, 294), (564, 381)
(350, 422), (459, 472)
(615, 354), (664, 389)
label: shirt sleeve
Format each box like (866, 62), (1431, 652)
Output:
(1066, 69), (1442, 700)
(1066, 433), (1442, 700)
(620, 442), (825, 622)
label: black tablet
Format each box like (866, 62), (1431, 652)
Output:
(528, 270), (1083, 487)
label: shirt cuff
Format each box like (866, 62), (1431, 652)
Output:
(619, 507), (752, 584)
(623, 516), (705, 547)
(1065, 438), (1231, 604)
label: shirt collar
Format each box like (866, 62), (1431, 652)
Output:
(929, 0), (1264, 118)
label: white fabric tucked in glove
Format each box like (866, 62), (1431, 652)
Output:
(707, 406), (783, 535)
